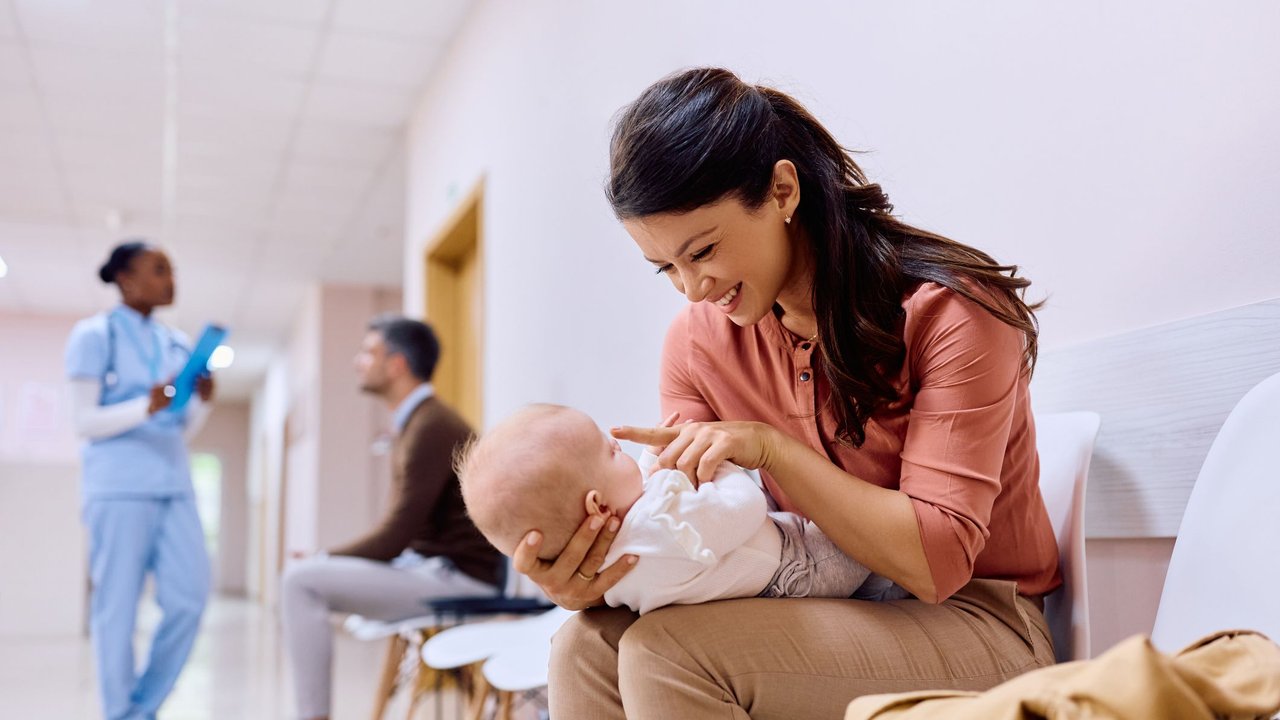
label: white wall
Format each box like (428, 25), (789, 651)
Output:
(188, 400), (251, 596)
(405, 0), (1280, 435)
(404, 1), (1280, 654)
(246, 283), (400, 605)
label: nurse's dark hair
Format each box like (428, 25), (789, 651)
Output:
(368, 314), (440, 382)
(97, 240), (152, 284)
(607, 68), (1042, 447)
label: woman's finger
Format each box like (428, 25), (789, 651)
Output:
(612, 425), (681, 446)
(546, 514), (609, 584)
(676, 434), (714, 484)
(589, 554), (638, 595)
(696, 443), (733, 486)
(577, 515), (622, 578)
(656, 425), (698, 469)
(511, 531), (550, 578)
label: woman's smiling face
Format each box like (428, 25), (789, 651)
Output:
(622, 163), (806, 328)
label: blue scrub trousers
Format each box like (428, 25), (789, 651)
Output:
(84, 496), (210, 720)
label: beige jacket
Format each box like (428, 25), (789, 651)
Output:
(846, 630), (1280, 720)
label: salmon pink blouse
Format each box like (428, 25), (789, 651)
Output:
(658, 282), (1061, 600)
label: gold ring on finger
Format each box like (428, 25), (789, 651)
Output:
(575, 570), (595, 582)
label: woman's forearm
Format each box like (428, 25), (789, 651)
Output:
(762, 427), (940, 602)
(68, 379), (150, 440)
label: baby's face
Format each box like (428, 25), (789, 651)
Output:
(563, 412), (644, 516)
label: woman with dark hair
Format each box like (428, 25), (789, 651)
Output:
(513, 68), (1060, 717)
(64, 241), (214, 720)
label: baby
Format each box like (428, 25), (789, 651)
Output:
(457, 404), (907, 614)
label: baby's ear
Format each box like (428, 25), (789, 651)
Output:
(584, 490), (608, 516)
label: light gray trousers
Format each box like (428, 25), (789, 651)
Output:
(279, 553), (496, 720)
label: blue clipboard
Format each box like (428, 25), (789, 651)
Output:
(169, 323), (228, 412)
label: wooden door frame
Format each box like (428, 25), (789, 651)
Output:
(423, 179), (485, 429)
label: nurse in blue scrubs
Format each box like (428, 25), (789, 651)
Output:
(64, 241), (215, 720)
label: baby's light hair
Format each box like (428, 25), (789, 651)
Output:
(456, 404), (602, 560)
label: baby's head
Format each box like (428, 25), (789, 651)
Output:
(457, 404), (644, 561)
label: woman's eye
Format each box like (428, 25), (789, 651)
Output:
(691, 244), (715, 262)
(654, 264), (673, 275)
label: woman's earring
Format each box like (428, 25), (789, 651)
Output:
(784, 216), (792, 225)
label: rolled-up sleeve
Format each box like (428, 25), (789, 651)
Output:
(898, 285), (1024, 601)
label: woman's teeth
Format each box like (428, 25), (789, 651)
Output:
(715, 284), (740, 307)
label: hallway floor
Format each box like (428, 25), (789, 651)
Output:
(0, 595), (462, 719)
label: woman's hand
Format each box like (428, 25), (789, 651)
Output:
(196, 374), (215, 403)
(147, 383), (173, 415)
(511, 514), (638, 611)
(612, 420), (782, 486)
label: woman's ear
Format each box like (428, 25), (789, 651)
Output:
(584, 490), (609, 516)
(771, 159), (801, 220)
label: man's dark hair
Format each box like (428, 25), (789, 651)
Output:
(368, 314), (440, 382)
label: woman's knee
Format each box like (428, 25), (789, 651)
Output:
(550, 607), (633, 677)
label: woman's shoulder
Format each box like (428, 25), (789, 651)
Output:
(67, 312), (110, 343)
(901, 280), (1014, 332)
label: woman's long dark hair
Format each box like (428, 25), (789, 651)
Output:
(607, 68), (1041, 447)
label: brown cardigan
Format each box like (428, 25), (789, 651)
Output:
(329, 395), (501, 587)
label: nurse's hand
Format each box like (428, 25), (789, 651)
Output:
(197, 375), (216, 402)
(147, 383), (173, 415)
(511, 514), (637, 611)
(613, 420), (782, 486)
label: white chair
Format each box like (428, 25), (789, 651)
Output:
(1035, 410), (1102, 662)
(1151, 371), (1280, 652)
(421, 606), (573, 719)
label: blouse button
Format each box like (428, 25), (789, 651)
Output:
(799, 371), (811, 382)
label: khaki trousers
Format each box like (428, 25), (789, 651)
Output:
(548, 578), (1054, 719)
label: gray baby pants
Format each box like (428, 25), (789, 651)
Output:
(759, 511), (911, 601)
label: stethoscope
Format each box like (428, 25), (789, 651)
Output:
(102, 308), (190, 392)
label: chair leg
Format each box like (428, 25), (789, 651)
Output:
(371, 635), (408, 720)
(403, 666), (427, 720)
(496, 690), (513, 720)
(464, 665), (490, 720)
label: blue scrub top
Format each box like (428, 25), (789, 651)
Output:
(65, 305), (196, 498)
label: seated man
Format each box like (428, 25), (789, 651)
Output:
(281, 315), (501, 720)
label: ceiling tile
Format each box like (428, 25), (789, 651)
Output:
(180, 111), (294, 157)
(0, 183), (70, 224)
(332, 0), (473, 40)
(282, 159), (374, 196)
(0, 87), (45, 130)
(14, 0), (164, 54)
(181, 0), (329, 27)
(170, 224), (262, 254)
(292, 122), (396, 166)
(0, 42), (32, 89)
(169, 237), (260, 276)
(0, 3), (18, 40)
(55, 133), (163, 170)
(303, 81), (416, 129)
(0, 152), (59, 186)
(316, 32), (443, 90)
(0, 128), (55, 164)
(180, 16), (322, 78)
(27, 45), (162, 97)
(181, 68), (307, 119)
(45, 93), (162, 140)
